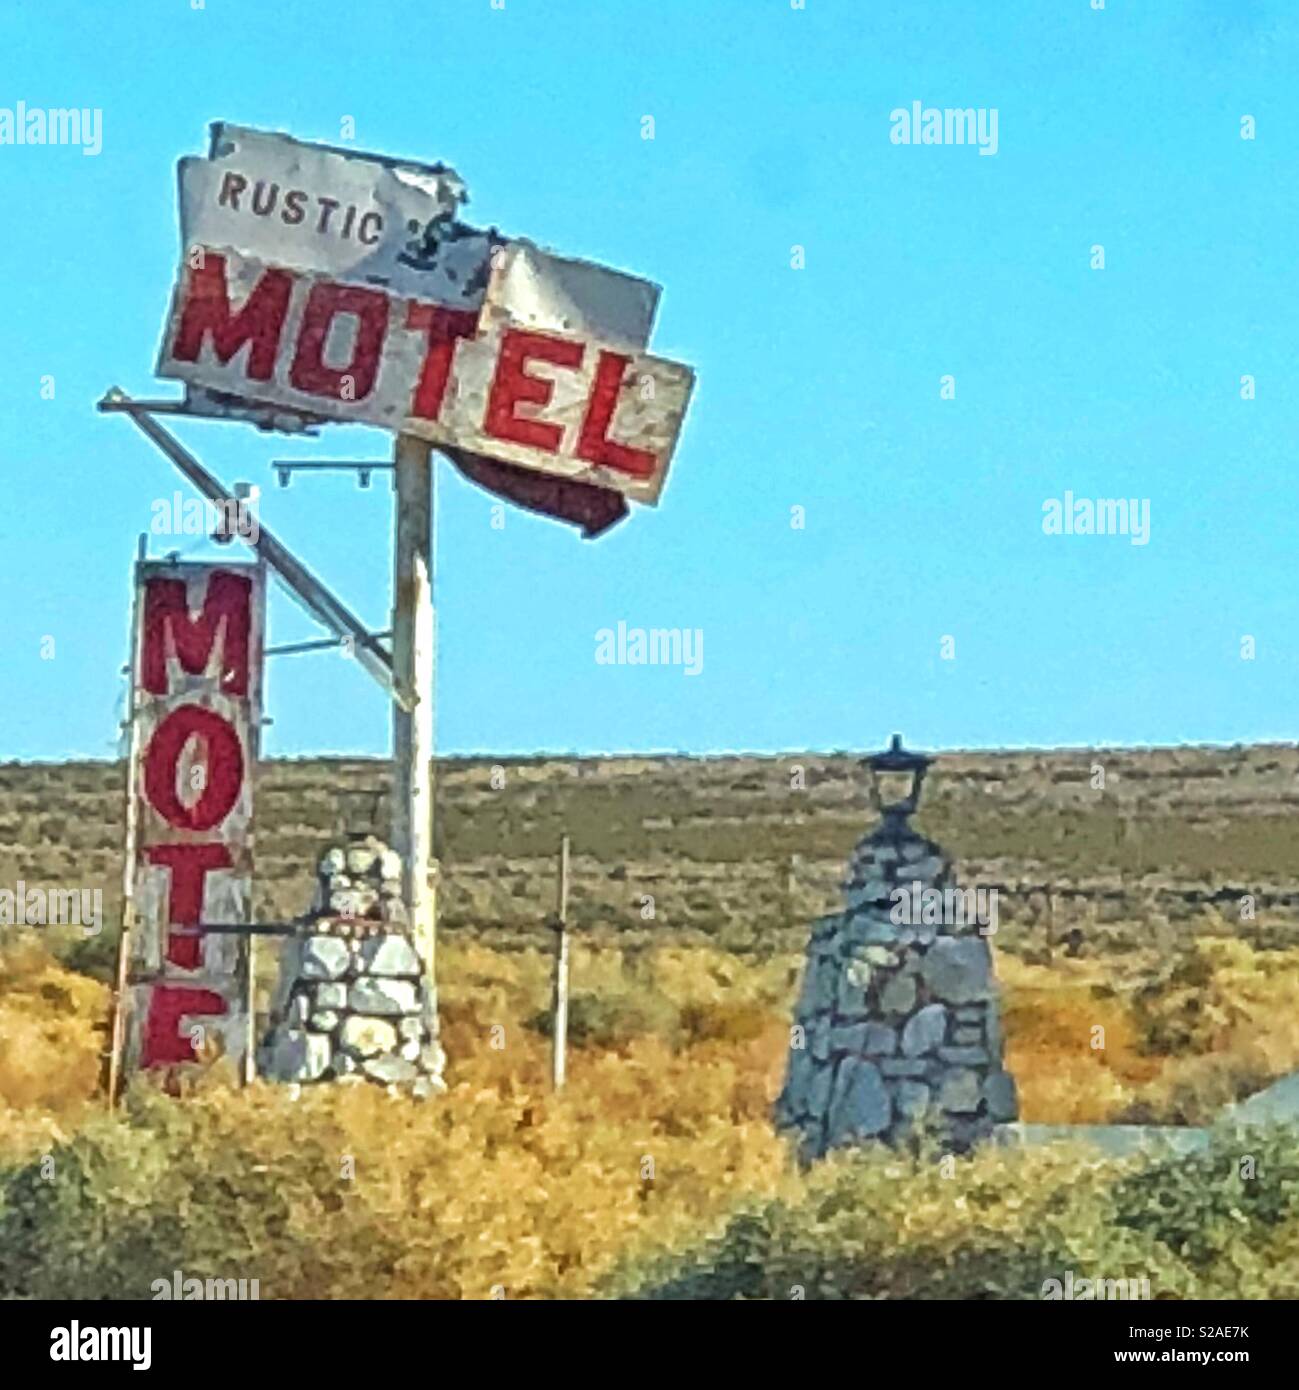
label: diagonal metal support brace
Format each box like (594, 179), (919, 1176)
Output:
(99, 387), (415, 712)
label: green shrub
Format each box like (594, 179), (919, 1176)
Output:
(605, 1125), (1299, 1300)
(1107, 1124), (1299, 1272)
(1129, 944), (1243, 1057)
(678, 1001), (771, 1046)
(60, 925), (120, 983)
(526, 990), (682, 1050)
(0, 1089), (401, 1300)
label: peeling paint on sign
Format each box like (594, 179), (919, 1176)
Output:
(157, 243), (694, 504)
(182, 123), (495, 310)
(126, 560), (264, 1074)
(156, 125), (696, 504)
(484, 239), (660, 351)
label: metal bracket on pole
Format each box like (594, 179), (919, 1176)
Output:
(98, 387), (416, 713)
(272, 460), (394, 490)
(267, 631), (392, 659)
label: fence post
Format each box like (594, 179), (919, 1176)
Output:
(551, 835), (571, 1092)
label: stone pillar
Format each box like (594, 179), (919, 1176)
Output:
(260, 836), (446, 1096)
(776, 815), (1017, 1159)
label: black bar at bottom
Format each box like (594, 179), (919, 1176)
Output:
(168, 923), (301, 937)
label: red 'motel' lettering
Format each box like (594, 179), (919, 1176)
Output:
(143, 704), (245, 832)
(576, 350), (658, 479)
(289, 281), (389, 401)
(484, 329), (585, 453)
(141, 571), (252, 696)
(170, 251), (293, 381)
(146, 843), (233, 969)
(406, 302), (479, 421)
(141, 985), (228, 1067)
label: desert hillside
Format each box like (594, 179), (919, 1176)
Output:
(5, 745), (1299, 1299)
(4, 744), (1299, 962)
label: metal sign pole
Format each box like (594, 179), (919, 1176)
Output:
(391, 434), (437, 1018)
(244, 552), (269, 1085)
(107, 533), (148, 1109)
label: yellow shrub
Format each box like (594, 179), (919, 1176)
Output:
(0, 935), (107, 1125)
(5, 933), (1299, 1297)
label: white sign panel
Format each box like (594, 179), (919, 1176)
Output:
(156, 241), (693, 504)
(126, 560), (264, 1074)
(181, 123), (495, 311)
(156, 125), (694, 503)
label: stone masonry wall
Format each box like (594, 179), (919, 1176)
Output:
(776, 818), (1017, 1159)
(260, 837), (444, 1095)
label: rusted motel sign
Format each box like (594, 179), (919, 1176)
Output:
(102, 123), (696, 1094)
(158, 125), (694, 503)
(125, 561), (264, 1074)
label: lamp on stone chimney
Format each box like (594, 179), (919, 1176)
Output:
(864, 733), (931, 824)
(338, 787), (386, 844)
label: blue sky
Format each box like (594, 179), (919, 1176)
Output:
(1, 0), (1296, 760)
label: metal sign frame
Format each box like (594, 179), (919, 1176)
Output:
(114, 551), (266, 1083)
(101, 391), (437, 1095)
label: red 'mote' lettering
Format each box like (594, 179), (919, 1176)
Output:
(131, 561), (261, 1076)
(141, 570), (252, 695)
(143, 703), (245, 832)
(485, 328), (584, 453)
(406, 301), (479, 421)
(289, 280), (390, 401)
(141, 985), (229, 1067)
(146, 842), (234, 970)
(170, 251), (293, 381)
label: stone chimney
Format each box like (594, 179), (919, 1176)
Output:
(776, 736), (1016, 1159)
(259, 836), (445, 1096)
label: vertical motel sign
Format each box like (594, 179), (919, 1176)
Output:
(126, 559), (265, 1073)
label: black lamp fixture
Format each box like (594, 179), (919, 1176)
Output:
(863, 733), (932, 823)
